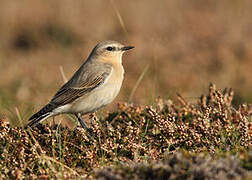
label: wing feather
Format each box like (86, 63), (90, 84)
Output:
(50, 63), (112, 106)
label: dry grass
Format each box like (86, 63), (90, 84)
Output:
(0, 84), (251, 179)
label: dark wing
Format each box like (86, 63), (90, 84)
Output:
(50, 63), (112, 106)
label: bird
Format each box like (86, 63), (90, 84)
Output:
(26, 40), (134, 132)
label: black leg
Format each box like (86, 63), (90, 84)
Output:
(75, 113), (93, 136)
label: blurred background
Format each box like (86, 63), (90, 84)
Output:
(0, 0), (251, 124)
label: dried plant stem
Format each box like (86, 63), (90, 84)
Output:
(129, 64), (149, 102)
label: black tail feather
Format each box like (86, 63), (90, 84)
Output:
(26, 103), (55, 128)
(26, 112), (51, 128)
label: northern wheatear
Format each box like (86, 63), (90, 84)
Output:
(26, 40), (134, 131)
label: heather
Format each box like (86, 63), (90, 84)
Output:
(1, 84), (251, 179)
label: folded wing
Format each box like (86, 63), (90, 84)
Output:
(51, 63), (112, 106)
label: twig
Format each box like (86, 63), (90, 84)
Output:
(59, 65), (68, 83)
(129, 64), (149, 102)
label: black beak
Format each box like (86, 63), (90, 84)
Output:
(121, 46), (134, 51)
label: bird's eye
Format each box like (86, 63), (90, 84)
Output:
(106, 46), (114, 51)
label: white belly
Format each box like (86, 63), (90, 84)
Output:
(69, 82), (122, 114)
(53, 65), (124, 115)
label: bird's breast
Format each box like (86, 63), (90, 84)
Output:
(70, 65), (124, 114)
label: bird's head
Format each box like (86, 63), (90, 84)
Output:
(91, 40), (134, 63)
